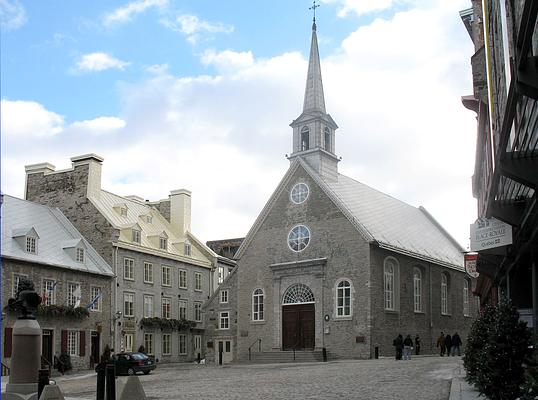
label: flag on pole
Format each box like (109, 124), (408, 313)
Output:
(86, 291), (102, 310)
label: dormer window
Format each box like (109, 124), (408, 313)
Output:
(184, 242), (191, 256)
(147, 215), (152, 223)
(26, 236), (37, 254)
(76, 248), (85, 263)
(121, 208), (127, 217)
(159, 237), (168, 250)
(114, 203), (128, 217)
(132, 229), (141, 243)
(301, 127), (310, 151)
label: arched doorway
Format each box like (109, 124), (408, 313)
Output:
(282, 284), (315, 350)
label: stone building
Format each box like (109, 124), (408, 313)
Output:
(227, 20), (477, 361)
(24, 154), (221, 363)
(1, 195), (114, 372)
(460, 0), (537, 332)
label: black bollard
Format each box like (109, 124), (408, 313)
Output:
(96, 363), (106, 400)
(219, 350), (223, 365)
(374, 346), (379, 359)
(105, 363), (116, 400)
(37, 368), (50, 399)
(322, 347), (327, 362)
(197, 352), (201, 364)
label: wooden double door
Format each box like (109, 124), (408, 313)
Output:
(282, 303), (315, 350)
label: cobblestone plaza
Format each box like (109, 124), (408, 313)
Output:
(56, 357), (459, 400)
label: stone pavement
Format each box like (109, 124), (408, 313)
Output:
(50, 356), (464, 400)
(448, 359), (481, 400)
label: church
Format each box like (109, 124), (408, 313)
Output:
(205, 19), (476, 362)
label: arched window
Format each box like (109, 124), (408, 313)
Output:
(441, 273), (449, 315)
(282, 283), (314, 304)
(463, 279), (470, 316)
(413, 268), (422, 313)
(324, 127), (331, 152)
(301, 127), (310, 151)
(336, 279), (352, 317)
(384, 258), (399, 311)
(252, 288), (264, 321)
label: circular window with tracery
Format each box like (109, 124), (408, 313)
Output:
(283, 283), (315, 305)
(290, 183), (309, 204)
(287, 225), (310, 252)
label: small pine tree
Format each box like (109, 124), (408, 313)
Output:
(464, 304), (496, 385)
(521, 337), (538, 400)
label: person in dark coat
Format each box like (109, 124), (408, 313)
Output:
(451, 332), (462, 356)
(403, 334), (413, 360)
(444, 334), (452, 357)
(437, 332), (446, 356)
(414, 335), (421, 355)
(393, 334), (403, 360)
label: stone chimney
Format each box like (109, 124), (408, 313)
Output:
(169, 189), (191, 236)
(70, 154), (104, 198)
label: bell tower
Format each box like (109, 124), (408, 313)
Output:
(289, 15), (339, 180)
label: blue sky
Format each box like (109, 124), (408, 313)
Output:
(1, 0), (479, 248)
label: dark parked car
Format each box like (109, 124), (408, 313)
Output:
(96, 352), (156, 376)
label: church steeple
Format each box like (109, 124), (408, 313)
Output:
(289, 15), (339, 180)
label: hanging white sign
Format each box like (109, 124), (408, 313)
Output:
(470, 218), (513, 251)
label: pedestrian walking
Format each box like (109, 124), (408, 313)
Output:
(414, 335), (421, 356)
(445, 334), (452, 357)
(437, 332), (446, 356)
(451, 332), (462, 356)
(393, 334), (403, 360)
(403, 334), (413, 360)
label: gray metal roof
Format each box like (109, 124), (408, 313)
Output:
(1, 195), (114, 276)
(313, 167), (465, 269)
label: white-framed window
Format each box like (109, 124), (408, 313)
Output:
(120, 207), (128, 217)
(301, 126), (309, 151)
(76, 248), (85, 263)
(287, 225), (311, 252)
(290, 183), (310, 204)
(132, 229), (141, 244)
(162, 334), (171, 355)
(42, 279), (57, 306)
(144, 333), (154, 355)
(67, 331), (79, 356)
(252, 288), (264, 321)
(441, 273), (449, 315)
(463, 279), (470, 316)
(144, 262), (153, 284)
(336, 279), (352, 317)
(146, 215), (152, 223)
(123, 258), (135, 281)
(413, 268), (422, 313)
(26, 236), (37, 254)
(194, 301), (202, 322)
(123, 333), (134, 352)
(179, 269), (187, 289)
(159, 237), (167, 250)
(220, 290), (228, 304)
(383, 257), (399, 311)
(218, 266), (224, 284)
(219, 312), (230, 329)
(195, 272), (202, 291)
(67, 282), (81, 307)
(144, 295), (154, 318)
(89, 286), (102, 311)
(162, 265), (171, 287)
(161, 297), (171, 319)
(124, 292), (135, 317)
(13, 273), (28, 298)
(179, 300), (187, 320)
(184, 243), (191, 256)
(179, 335), (187, 355)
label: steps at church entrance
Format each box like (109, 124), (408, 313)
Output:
(242, 350), (326, 364)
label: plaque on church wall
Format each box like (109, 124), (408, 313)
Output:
(240, 330), (249, 337)
(355, 336), (365, 343)
(470, 218), (513, 251)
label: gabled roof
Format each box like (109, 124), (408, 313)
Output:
(236, 158), (464, 270)
(1, 195), (113, 276)
(12, 226), (39, 238)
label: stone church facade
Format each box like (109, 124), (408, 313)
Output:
(219, 21), (478, 361)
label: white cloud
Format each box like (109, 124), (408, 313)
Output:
(145, 63), (169, 74)
(1, 100), (64, 137)
(74, 52), (130, 73)
(103, 0), (168, 27)
(161, 14), (234, 44)
(69, 117), (126, 135)
(1, 0), (478, 248)
(0, 0), (26, 31)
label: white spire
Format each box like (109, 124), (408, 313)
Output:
(303, 22), (326, 113)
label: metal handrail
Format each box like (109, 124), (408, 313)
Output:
(53, 355), (65, 375)
(248, 338), (262, 361)
(41, 355), (52, 376)
(1, 362), (10, 376)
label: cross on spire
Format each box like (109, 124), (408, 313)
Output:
(309, 1), (320, 23)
